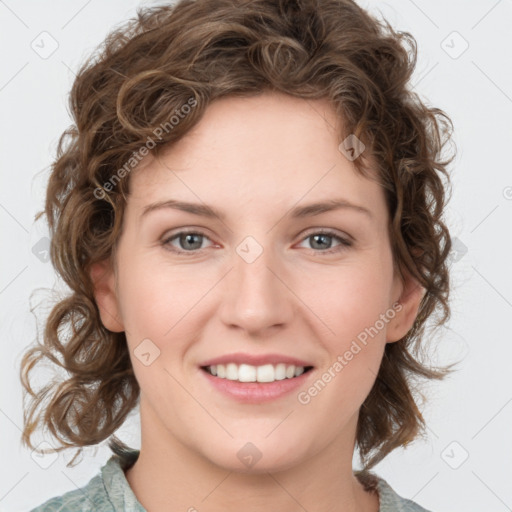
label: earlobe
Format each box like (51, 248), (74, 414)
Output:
(386, 269), (425, 343)
(90, 259), (124, 333)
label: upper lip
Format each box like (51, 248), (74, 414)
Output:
(199, 352), (314, 368)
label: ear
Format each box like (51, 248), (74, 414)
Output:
(386, 264), (425, 343)
(90, 259), (124, 333)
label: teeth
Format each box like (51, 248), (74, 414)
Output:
(205, 363), (308, 382)
(257, 364), (274, 383)
(275, 363), (286, 380)
(238, 364), (257, 382)
(226, 363), (238, 380)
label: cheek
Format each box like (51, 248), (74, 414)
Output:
(117, 253), (205, 338)
(304, 260), (393, 395)
(303, 259), (393, 343)
(115, 258), (202, 404)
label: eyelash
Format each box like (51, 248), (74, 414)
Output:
(161, 229), (353, 256)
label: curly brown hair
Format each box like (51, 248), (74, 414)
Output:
(20, 0), (457, 470)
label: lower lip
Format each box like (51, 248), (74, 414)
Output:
(199, 367), (313, 403)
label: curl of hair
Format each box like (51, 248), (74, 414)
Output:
(20, 0), (458, 469)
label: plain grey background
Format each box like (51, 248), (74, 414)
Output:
(1, 1), (511, 511)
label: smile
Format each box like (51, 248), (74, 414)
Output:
(202, 363), (314, 383)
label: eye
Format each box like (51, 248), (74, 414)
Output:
(161, 228), (353, 255)
(162, 230), (214, 253)
(297, 229), (353, 254)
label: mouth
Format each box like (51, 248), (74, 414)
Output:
(197, 353), (316, 402)
(200, 363), (314, 383)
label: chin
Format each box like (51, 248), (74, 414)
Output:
(200, 436), (310, 474)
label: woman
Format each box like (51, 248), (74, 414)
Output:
(22, 0), (456, 510)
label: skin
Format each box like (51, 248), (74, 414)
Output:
(91, 91), (424, 512)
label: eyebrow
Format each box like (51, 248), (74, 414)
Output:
(141, 198), (373, 221)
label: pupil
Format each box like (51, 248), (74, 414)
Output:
(312, 234), (330, 249)
(182, 233), (201, 250)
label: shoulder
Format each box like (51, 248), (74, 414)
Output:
(29, 473), (111, 511)
(356, 470), (434, 512)
(30, 450), (143, 512)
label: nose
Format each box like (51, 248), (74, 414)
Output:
(218, 240), (294, 336)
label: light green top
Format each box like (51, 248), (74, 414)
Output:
(30, 449), (433, 511)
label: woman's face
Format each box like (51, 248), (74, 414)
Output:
(95, 91), (422, 473)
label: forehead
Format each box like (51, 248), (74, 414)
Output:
(127, 92), (385, 219)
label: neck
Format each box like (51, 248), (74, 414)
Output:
(124, 399), (379, 512)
